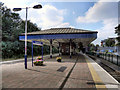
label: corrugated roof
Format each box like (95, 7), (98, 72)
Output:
(21, 28), (98, 35)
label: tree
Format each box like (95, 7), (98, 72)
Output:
(1, 3), (51, 59)
(115, 24), (120, 36)
(0, 2), (3, 58)
(105, 38), (115, 47)
(96, 44), (99, 47)
(2, 3), (25, 58)
(115, 24), (120, 45)
(88, 43), (96, 51)
(95, 44), (99, 51)
(21, 20), (41, 33)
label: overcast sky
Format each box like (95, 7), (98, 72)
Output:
(1, 0), (119, 45)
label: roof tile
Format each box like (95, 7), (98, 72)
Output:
(22, 28), (97, 35)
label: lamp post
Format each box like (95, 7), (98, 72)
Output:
(13, 4), (42, 69)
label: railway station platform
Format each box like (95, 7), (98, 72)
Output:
(2, 53), (120, 89)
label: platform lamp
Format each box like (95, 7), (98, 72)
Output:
(13, 4), (42, 69)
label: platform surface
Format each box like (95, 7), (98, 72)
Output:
(2, 54), (120, 89)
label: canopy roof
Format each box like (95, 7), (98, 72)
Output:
(21, 28), (97, 35)
(19, 28), (98, 47)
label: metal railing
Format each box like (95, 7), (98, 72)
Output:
(86, 52), (120, 66)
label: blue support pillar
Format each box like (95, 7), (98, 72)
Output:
(59, 42), (61, 56)
(42, 43), (43, 60)
(50, 39), (52, 58)
(25, 55), (27, 69)
(70, 39), (72, 58)
(32, 41), (33, 67)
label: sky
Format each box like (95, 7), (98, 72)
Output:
(1, 0), (119, 45)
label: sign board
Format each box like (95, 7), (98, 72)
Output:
(32, 41), (43, 46)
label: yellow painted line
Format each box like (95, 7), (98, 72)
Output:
(85, 58), (107, 90)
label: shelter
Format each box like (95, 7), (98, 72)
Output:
(19, 28), (98, 58)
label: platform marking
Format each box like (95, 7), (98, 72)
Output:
(85, 58), (107, 90)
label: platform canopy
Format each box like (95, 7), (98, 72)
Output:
(19, 28), (98, 47)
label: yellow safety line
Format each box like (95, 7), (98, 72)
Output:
(85, 58), (107, 90)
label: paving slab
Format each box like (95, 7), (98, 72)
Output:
(2, 54), (119, 89)
(64, 54), (96, 89)
(2, 55), (76, 88)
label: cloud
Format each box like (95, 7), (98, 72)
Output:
(1, 0), (28, 8)
(2, 0), (72, 30)
(92, 18), (118, 45)
(76, 1), (118, 23)
(27, 4), (69, 29)
(55, 22), (75, 28)
(72, 11), (75, 15)
(76, 1), (118, 45)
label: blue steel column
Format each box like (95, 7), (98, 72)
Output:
(59, 42), (61, 56)
(42, 42), (43, 60)
(32, 41), (33, 67)
(70, 39), (72, 58)
(50, 39), (52, 58)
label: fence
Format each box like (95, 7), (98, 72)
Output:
(86, 52), (120, 66)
